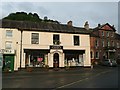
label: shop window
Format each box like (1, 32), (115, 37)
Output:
(74, 36), (79, 46)
(53, 34), (60, 45)
(6, 30), (12, 38)
(95, 52), (99, 59)
(5, 41), (12, 49)
(31, 33), (39, 44)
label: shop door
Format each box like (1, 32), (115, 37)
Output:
(53, 53), (59, 68)
(4, 55), (14, 72)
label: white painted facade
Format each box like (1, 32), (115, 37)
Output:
(0, 28), (91, 71)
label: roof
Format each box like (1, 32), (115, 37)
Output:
(93, 23), (116, 32)
(0, 19), (90, 35)
(115, 33), (120, 40)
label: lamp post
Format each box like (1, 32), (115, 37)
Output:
(20, 30), (23, 69)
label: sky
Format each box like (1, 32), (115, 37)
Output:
(0, 0), (119, 33)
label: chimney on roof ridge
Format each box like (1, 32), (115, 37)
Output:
(67, 20), (72, 26)
(112, 25), (115, 29)
(98, 23), (101, 27)
(84, 21), (89, 30)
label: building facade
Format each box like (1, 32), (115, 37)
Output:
(0, 20), (91, 71)
(90, 23), (120, 64)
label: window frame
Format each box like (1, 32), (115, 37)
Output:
(95, 52), (99, 59)
(53, 34), (60, 45)
(73, 35), (80, 46)
(6, 30), (13, 38)
(31, 33), (39, 44)
(5, 41), (12, 49)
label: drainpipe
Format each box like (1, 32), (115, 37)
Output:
(20, 30), (23, 69)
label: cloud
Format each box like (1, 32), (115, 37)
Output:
(1, 2), (118, 32)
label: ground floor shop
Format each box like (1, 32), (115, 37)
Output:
(0, 49), (15, 72)
(91, 49), (117, 65)
(22, 48), (90, 69)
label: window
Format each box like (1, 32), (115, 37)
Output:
(102, 40), (104, 47)
(107, 41), (110, 47)
(74, 36), (79, 46)
(117, 42), (120, 48)
(112, 41), (114, 47)
(31, 33), (39, 44)
(95, 52), (99, 59)
(5, 41), (12, 49)
(107, 32), (109, 37)
(95, 39), (99, 47)
(53, 34), (60, 45)
(91, 51), (94, 59)
(6, 30), (12, 37)
(111, 32), (114, 37)
(102, 31), (104, 36)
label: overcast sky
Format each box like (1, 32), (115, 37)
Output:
(0, 0), (119, 33)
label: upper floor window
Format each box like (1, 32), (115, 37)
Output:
(112, 41), (114, 47)
(111, 32), (114, 37)
(95, 39), (99, 47)
(5, 41), (12, 49)
(107, 41), (110, 47)
(102, 40), (104, 47)
(117, 42), (120, 48)
(102, 31), (104, 36)
(31, 33), (39, 44)
(107, 32), (109, 37)
(74, 36), (80, 46)
(53, 34), (60, 45)
(6, 30), (12, 37)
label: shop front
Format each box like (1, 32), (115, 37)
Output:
(64, 50), (85, 67)
(0, 49), (15, 72)
(24, 47), (86, 68)
(24, 49), (49, 68)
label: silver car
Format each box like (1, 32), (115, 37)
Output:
(101, 59), (117, 67)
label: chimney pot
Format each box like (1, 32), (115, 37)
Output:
(84, 21), (89, 30)
(67, 21), (72, 26)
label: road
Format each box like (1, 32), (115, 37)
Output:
(2, 65), (119, 89)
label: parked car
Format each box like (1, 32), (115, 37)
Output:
(101, 59), (117, 67)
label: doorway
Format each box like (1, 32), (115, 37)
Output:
(53, 53), (59, 68)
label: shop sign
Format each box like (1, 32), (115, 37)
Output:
(50, 45), (63, 49)
(0, 49), (15, 54)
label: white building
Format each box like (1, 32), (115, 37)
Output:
(0, 20), (91, 71)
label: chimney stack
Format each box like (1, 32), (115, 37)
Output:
(67, 21), (72, 26)
(84, 21), (89, 30)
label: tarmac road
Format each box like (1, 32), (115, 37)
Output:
(2, 65), (119, 89)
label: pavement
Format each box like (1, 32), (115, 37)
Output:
(2, 65), (114, 75)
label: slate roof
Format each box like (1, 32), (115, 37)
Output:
(93, 23), (116, 32)
(0, 19), (91, 34)
(115, 33), (120, 40)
